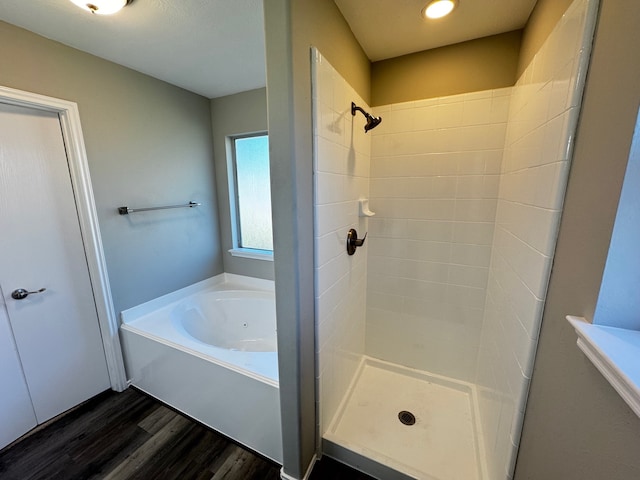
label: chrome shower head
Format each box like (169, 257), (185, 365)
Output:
(351, 102), (382, 133)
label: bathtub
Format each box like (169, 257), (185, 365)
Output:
(119, 273), (282, 463)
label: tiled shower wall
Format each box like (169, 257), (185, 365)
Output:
(312, 49), (371, 436)
(312, 0), (596, 476)
(366, 91), (511, 382)
(474, 0), (598, 478)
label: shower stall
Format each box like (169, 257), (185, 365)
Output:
(312, 0), (598, 478)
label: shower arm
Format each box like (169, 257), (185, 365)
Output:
(351, 101), (382, 133)
(351, 102), (368, 118)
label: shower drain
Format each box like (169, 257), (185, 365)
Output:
(398, 410), (416, 426)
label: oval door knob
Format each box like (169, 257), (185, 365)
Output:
(11, 288), (46, 300)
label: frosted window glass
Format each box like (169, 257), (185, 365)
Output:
(234, 135), (273, 251)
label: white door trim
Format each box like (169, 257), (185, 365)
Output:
(0, 85), (127, 392)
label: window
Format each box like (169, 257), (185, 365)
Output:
(568, 107), (640, 419)
(228, 133), (273, 259)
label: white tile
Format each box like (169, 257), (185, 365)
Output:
(413, 104), (438, 131)
(448, 264), (489, 289)
(445, 284), (487, 309)
(444, 303), (485, 328)
(451, 243), (492, 267)
(365, 290), (404, 314)
(548, 60), (573, 119)
(452, 222), (495, 245)
(454, 199), (498, 222)
(429, 153), (462, 176)
(352, 149), (371, 178)
(540, 112), (567, 164)
(501, 230), (551, 298)
(404, 177), (436, 199)
(406, 240), (453, 263)
(397, 258), (450, 284)
(435, 102), (465, 128)
(462, 97), (493, 126)
(490, 94), (512, 123)
(456, 176), (487, 199)
(405, 199), (457, 221)
(315, 201), (357, 235)
(367, 255), (406, 277)
(368, 217), (408, 238)
(402, 296), (447, 321)
(370, 197), (409, 218)
(316, 230), (346, 267)
(429, 176), (458, 198)
(370, 155), (401, 177)
(406, 219), (454, 242)
(367, 236), (409, 259)
(533, 161), (569, 210)
(371, 134), (391, 157)
(316, 136), (348, 175)
(316, 254), (350, 296)
(315, 172), (347, 205)
(370, 177), (406, 198)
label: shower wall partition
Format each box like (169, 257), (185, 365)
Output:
(313, 1), (597, 478)
(475, 1), (598, 477)
(312, 48), (370, 438)
(366, 89), (511, 382)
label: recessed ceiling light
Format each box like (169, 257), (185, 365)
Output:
(422, 0), (458, 19)
(69, 0), (133, 15)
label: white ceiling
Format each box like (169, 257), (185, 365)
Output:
(0, 0), (267, 99)
(0, 1), (538, 100)
(334, 0), (538, 61)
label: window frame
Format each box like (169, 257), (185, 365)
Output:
(226, 131), (273, 261)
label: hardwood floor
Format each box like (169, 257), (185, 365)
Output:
(0, 388), (373, 480)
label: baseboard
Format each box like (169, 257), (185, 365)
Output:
(280, 454), (317, 480)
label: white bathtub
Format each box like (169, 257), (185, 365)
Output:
(120, 273), (282, 463)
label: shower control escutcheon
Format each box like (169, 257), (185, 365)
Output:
(347, 229), (367, 255)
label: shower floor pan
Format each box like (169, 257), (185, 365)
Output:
(323, 357), (487, 480)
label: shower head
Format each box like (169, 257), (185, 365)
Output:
(365, 114), (383, 132)
(351, 102), (382, 133)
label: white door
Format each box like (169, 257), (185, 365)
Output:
(0, 298), (37, 449)
(0, 103), (110, 431)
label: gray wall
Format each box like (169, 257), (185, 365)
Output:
(515, 0), (640, 478)
(264, 0), (371, 477)
(211, 88), (273, 280)
(0, 21), (223, 314)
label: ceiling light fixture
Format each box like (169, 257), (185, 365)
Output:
(422, 0), (458, 19)
(69, 0), (133, 15)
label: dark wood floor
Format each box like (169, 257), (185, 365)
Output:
(0, 388), (373, 480)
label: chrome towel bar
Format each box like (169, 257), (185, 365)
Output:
(117, 201), (201, 215)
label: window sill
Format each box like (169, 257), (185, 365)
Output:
(567, 315), (640, 417)
(228, 248), (274, 262)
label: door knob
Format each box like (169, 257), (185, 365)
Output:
(11, 288), (46, 300)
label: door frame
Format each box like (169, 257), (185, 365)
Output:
(0, 85), (127, 391)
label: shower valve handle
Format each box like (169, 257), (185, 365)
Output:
(347, 229), (367, 255)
